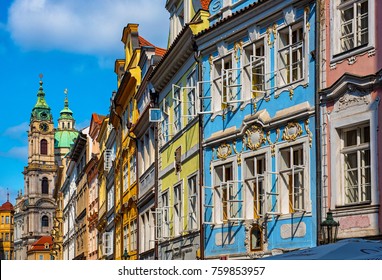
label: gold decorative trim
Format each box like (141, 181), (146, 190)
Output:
(216, 143), (232, 160)
(267, 24), (277, 46)
(232, 141), (242, 165)
(244, 125), (266, 151)
(282, 122), (303, 142)
(234, 41), (243, 62)
(304, 119), (313, 148)
(289, 88), (294, 100)
(266, 129), (280, 157)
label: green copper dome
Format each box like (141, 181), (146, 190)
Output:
(31, 79), (52, 121)
(54, 130), (79, 149)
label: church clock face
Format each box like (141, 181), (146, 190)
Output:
(39, 122), (49, 132)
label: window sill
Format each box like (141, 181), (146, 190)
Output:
(330, 45), (375, 65)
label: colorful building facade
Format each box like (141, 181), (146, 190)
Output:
(0, 197), (14, 260)
(319, 0), (382, 240)
(196, 0), (317, 258)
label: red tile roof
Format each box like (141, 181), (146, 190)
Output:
(0, 201), (14, 211)
(29, 236), (53, 252)
(201, 0), (211, 10)
(139, 36), (167, 57)
(92, 113), (106, 125)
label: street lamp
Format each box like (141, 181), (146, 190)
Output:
(122, 248), (130, 260)
(321, 210), (339, 244)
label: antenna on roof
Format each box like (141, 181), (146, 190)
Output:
(6, 188), (9, 202)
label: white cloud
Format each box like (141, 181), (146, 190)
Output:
(3, 122), (29, 140)
(7, 0), (169, 56)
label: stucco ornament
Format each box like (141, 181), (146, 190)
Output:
(336, 87), (370, 112)
(244, 125), (266, 151)
(282, 122), (303, 142)
(266, 129), (280, 157)
(304, 119), (313, 147)
(216, 143), (232, 160)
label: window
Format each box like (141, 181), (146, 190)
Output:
(5, 216), (9, 224)
(279, 144), (306, 213)
(185, 70), (197, 121)
(278, 22), (304, 87)
(130, 220), (137, 251)
(40, 139), (48, 155)
(244, 154), (267, 219)
(107, 185), (114, 212)
(129, 154), (136, 185)
(188, 175), (198, 231)
(41, 215), (49, 227)
(123, 224), (128, 252)
(140, 211), (154, 252)
(123, 161), (128, 192)
(160, 98), (172, 144)
(250, 225), (263, 251)
(339, 0), (368, 52)
(173, 85), (182, 134)
(212, 54), (236, 111)
(213, 162), (242, 222)
(42, 177), (49, 194)
(103, 231), (113, 256)
(173, 184), (182, 235)
(243, 40), (266, 100)
(39, 255), (44, 260)
(154, 192), (170, 240)
(5, 233), (9, 241)
(341, 124), (370, 204)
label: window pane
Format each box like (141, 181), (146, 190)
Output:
(345, 129), (357, 147)
(361, 126), (370, 143)
(345, 152), (357, 169)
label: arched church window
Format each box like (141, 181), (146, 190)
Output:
(41, 215), (49, 227)
(42, 177), (49, 194)
(40, 139), (48, 155)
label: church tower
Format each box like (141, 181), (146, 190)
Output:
(14, 76), (58, 260)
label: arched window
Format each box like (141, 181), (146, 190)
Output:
(40, 139), (48, 155)
(41, 215), (49, 227)
(42, 177), (49, 194)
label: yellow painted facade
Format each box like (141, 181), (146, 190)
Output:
(111, 23), (142, 260)
(0, 200), (14, 260)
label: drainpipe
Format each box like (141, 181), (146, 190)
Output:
(193, 39), (204, 260)
(315, 0), (322, 246)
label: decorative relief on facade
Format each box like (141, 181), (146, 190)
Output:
(304, 6), (311, 31)
(266, 129), (280, 157)
(244, 125), (266, 151)
(330, 63), (337, 70)
(289, 87), (294, 100)
(347, 56), (357, 65)
(335, 88), (370, 112)
(266, 24), (277, 47)
(216, 143), (232, 160)
(234, 41), (243, 62)
(280, 222), (306, 239)
(283, 7), (296, 25)
(282, 122), (303, 142)
(368, 49), (376, 57)
(210, 0), (222, 13)
(304, 119), (313, 148)
(232, 141), (242, 165)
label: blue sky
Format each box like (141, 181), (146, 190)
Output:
(0, 0), (169, 204)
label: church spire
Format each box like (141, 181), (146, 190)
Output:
(31, 74), (52, 122)
(57, 88), (75, 130)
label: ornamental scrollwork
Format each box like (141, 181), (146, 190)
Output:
(304, 119), (313, 148)
(234, 41), (243, 62)
(216, 143), (232, 160)
(232, 141), (242, 165)
(266, 129), (280, 157)
(282, 122), (303, 142)
(244, 125), (266, 151)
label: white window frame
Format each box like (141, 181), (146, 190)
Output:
(331, 0), (374, 60)
(187, 174), (198, 231)
(197, 80), (213, 114)
(153, 192), (170, 241)
(242, 39), (268, 101)
(173, 182), (183, 236)
(103, 231), (113, 256)
(341, 124), (371, 204)
(172, 84), (182, 134)
(104, 149), (114, 171)
(160, 98), (173, 145)
(278, 142), (309, 214)
(129, 154), (136, 185)
(123, 161), (128, 192)
(184, 69), (198, 121)
(277, 21), (305, 89)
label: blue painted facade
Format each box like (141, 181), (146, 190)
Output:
(196, 0), (317, 258)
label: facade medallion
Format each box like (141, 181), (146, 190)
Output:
(244, 125), (266, 151)
(216, 143), (232, 160)
(282, 122), (303, 142)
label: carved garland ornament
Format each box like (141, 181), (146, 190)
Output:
(266, 24), (277, 47)
(244, 125), (266, 151)
(304, 119), (313, 148)
(266, 129), (280, 157)
(282, 122), (303, 142)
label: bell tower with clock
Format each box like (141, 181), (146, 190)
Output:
(14, 75), (58, 260)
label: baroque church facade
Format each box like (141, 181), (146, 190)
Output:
(13, 78), (78, 260)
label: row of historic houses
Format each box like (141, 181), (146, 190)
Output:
(14, 0), (381, 260)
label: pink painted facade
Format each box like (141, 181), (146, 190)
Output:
(320, 0), (382, 240)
